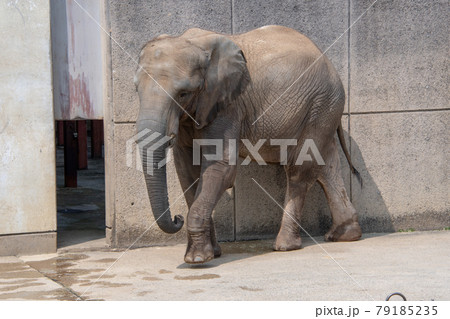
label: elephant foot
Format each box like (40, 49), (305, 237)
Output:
(185, 231), (214, 264)
(325, 221), (362, 242)
(274, 231), (302, 251)
(210, 223), (222, 258)
(213, 242), (222, 258)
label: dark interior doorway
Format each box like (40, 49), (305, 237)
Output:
(55, 120), (106, 248)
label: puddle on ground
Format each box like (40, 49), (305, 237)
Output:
(189, 289), (204, 294)
(142, 276), (163, 281)
(174, 274), (220, 281)
(89, 258), (117, 263)
(0, 263), (28, 272)
(26, 253), (89, 271)
(0, 279), (39, 285)
(25, 253), (105, 287)
(87, 298), (106, 301)
(0, 263), (53, 296)
(79, 281), (131, 288)
(137, 291), (152, 296)
(0, 262), (42, 280)
(159, 269), (173, 274)
(0, 288), (78, 301)
(0, 282), (45, 292)
(221, 240), (273, 254)
(132, 270), (150, 276)
(0, 270), (42, 280)
(85, 274), (115, 279)
(239, 286), (263, 292)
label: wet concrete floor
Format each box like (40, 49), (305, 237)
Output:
(1, 231), (449, 300)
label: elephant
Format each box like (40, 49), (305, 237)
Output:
(134, 25), (362, 264)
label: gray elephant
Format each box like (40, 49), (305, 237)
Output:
(134, 25), (362, 264)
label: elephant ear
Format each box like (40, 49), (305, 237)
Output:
(154, 33), (171, 40)
(188, 34), (248, 129)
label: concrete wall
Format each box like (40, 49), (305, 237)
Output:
(0, 0), (56, 255)
(349, 0), (449, 231)
(105, 0), (449, 247)
(105, 0), (234, 246)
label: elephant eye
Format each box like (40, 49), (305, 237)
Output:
(178, 91), (191, 99)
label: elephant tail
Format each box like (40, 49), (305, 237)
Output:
(337, 123), (363, 188)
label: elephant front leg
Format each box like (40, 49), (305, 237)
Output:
(174, 146), (221, 260)
(184, 162), (236, 264)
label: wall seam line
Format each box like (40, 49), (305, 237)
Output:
(103, 0), (116, 247)
(348, 0), (352, 200)
(0, 231), (56, 238)
(351, 108), (450, 115)
(231, 0), (236, 242)
(231, 0), (234, 35)
(114, 121), (137, 125)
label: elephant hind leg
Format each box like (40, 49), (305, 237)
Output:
(274, 166), (316, 251)
(318, 139), (362, 242)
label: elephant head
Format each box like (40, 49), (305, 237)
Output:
(134, 31), (248, 234)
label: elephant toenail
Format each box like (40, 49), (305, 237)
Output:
(194, 256), (204, 263)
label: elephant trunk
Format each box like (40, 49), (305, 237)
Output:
(137, 117), (184, 234)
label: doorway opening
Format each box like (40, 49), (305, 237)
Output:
(55, 120), (106, 249)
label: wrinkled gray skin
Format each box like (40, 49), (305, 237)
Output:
(135, 26), (362, 264)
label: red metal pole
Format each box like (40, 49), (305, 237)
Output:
(91, 120), (103, 158)
(57, 121), (64, 146)
(77, 120), (88, 169)
(64, 121), (77, 187)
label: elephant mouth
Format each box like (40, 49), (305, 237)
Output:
(180, 110), (194, 122)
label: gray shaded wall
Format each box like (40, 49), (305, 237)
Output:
(105, 0), (449, 247)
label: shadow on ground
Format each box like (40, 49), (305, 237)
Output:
(176, 236), (340, 269)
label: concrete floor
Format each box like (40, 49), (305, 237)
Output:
(0, 230), (449, 300)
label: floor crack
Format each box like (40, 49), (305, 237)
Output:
(19, 258), (86, 301)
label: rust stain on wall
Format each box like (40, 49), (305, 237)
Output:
(53, 0), (104, 120)
(69, 73), (94, 119)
